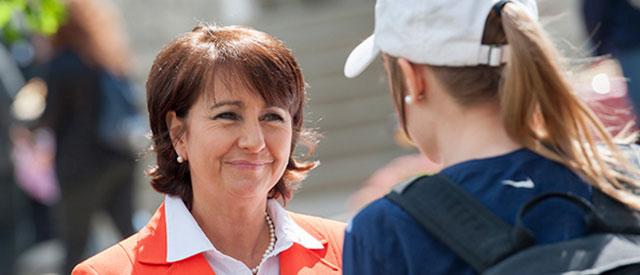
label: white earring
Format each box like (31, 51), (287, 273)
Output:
(177, 155), (185, 163)
(404, 95), (413, 104)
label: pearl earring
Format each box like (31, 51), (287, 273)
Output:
(404, 95), (413, 104)
(177, 155), (185, 163)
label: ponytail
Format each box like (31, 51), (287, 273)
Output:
(499, 4), (640, 208)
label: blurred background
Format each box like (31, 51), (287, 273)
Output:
(1, 0), (637, 274)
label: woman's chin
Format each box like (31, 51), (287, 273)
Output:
(225, 180), (274, 199)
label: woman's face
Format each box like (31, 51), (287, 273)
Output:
(174, 79), (293, 201)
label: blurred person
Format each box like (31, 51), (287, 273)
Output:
(583, 0), (640, 123)
(573, 58), (638, 140)
(342, 0), (640, 274)
(37, 0), (138, 273)
(11, 126), (59, 244)
(8, 34), (60, 252)
(0, 42), (26, 275)
(13, 36), (58, 248)
(72, 24), (345, 275)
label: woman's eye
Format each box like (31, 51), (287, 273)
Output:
(262, 113), (284, 122)
(213, 112), (240, 120)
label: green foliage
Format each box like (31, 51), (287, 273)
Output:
(0, 0), (66, 43)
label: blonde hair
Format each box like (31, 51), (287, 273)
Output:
(384, 4), (640, 208)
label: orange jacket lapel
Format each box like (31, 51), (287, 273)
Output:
(135, 204), (215, 275)
(137, 204), (168, 265)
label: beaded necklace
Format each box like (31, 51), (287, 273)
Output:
(250, 212), (276, 274)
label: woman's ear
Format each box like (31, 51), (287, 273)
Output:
(166, 111), (187, 159)
(397, 58), (426, 102)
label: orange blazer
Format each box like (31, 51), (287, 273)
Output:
(72, 204), (345, 275)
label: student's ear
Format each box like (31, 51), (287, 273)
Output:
(397, 58), (426, 102)
(166, 111), (187, 160)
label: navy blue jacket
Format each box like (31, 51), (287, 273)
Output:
(343, 149), (592, 275)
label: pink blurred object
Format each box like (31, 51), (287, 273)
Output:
(348, 153), (440, 212)
(574, 69), (638, 138)
(12, 128), (60, 205)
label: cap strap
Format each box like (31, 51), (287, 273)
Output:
(493, 0), (511, 16)
(478, 45), (509, 66)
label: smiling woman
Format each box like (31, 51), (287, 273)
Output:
(72, 24), (345, 275)
(147, 24), (313, 209)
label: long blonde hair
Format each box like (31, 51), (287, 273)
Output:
(385, 4), (640, 208)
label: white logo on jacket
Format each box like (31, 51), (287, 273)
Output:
(502, 178), (535, 189)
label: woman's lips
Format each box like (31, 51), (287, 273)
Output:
(226, 160), (272, 169)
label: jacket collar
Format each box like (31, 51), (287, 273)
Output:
(164, 195), (215, 262)
(136, 203), (169, 265)
(135, 201), (339, 273)
(136, 203), (215, 275)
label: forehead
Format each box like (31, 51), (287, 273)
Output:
(198, 69), (278, 109)
(200, 79), (262, 107)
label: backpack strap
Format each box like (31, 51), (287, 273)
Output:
(385, 174), (533, 273)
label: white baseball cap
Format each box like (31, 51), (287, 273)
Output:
(344, 0), (539, 78)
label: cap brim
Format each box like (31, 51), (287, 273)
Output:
(344, 35), (380, 78)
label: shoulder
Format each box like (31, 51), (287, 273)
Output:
(288, 212), (346, 246)
(73, 204), (170, 275)
(47, 51), (96, 79)
(48, 51), (81, 71)
(72, 232), (141, 275)
(346, 197), (414, 251)
(287, 212), (346, 271)
(344, 197), (461, 274)
(346, 196), (430, 254)
(346, 195), (455, 247)
(349, 196), (413, 232)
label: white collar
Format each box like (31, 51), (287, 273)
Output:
(164, 195), (324, 263)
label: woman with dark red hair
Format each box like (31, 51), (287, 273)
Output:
(72, 24), (344, 275)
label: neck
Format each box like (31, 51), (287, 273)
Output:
(190, 189), (271, 269)
(433, 102), (521, 167)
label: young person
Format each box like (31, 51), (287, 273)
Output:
(342, 0), (640, 274)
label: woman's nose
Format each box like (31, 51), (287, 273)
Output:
(237, 121), (266, 153)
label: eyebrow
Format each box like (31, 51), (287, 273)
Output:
(209, 100), (244, 109)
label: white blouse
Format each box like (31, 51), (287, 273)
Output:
(163, 195), (324, 275)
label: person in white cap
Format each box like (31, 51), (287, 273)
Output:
(342, 0), (640, 274)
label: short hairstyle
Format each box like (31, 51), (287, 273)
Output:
(146, 24), (317, 208)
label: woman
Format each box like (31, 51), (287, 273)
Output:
(38, 0), (137, 273)
(342, 0), (640, 274)
(72, 24), (344, 275)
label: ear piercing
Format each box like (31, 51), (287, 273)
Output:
(177, 155), (185, 163)
(404, 94), (425, 104)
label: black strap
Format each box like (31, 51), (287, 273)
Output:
(385, 174), (533, 273)
(516, 191), (640, 235)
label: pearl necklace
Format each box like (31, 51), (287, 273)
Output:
(251, 212), (276, 275)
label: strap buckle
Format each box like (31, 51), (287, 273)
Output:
(478, 44), (509, 66)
